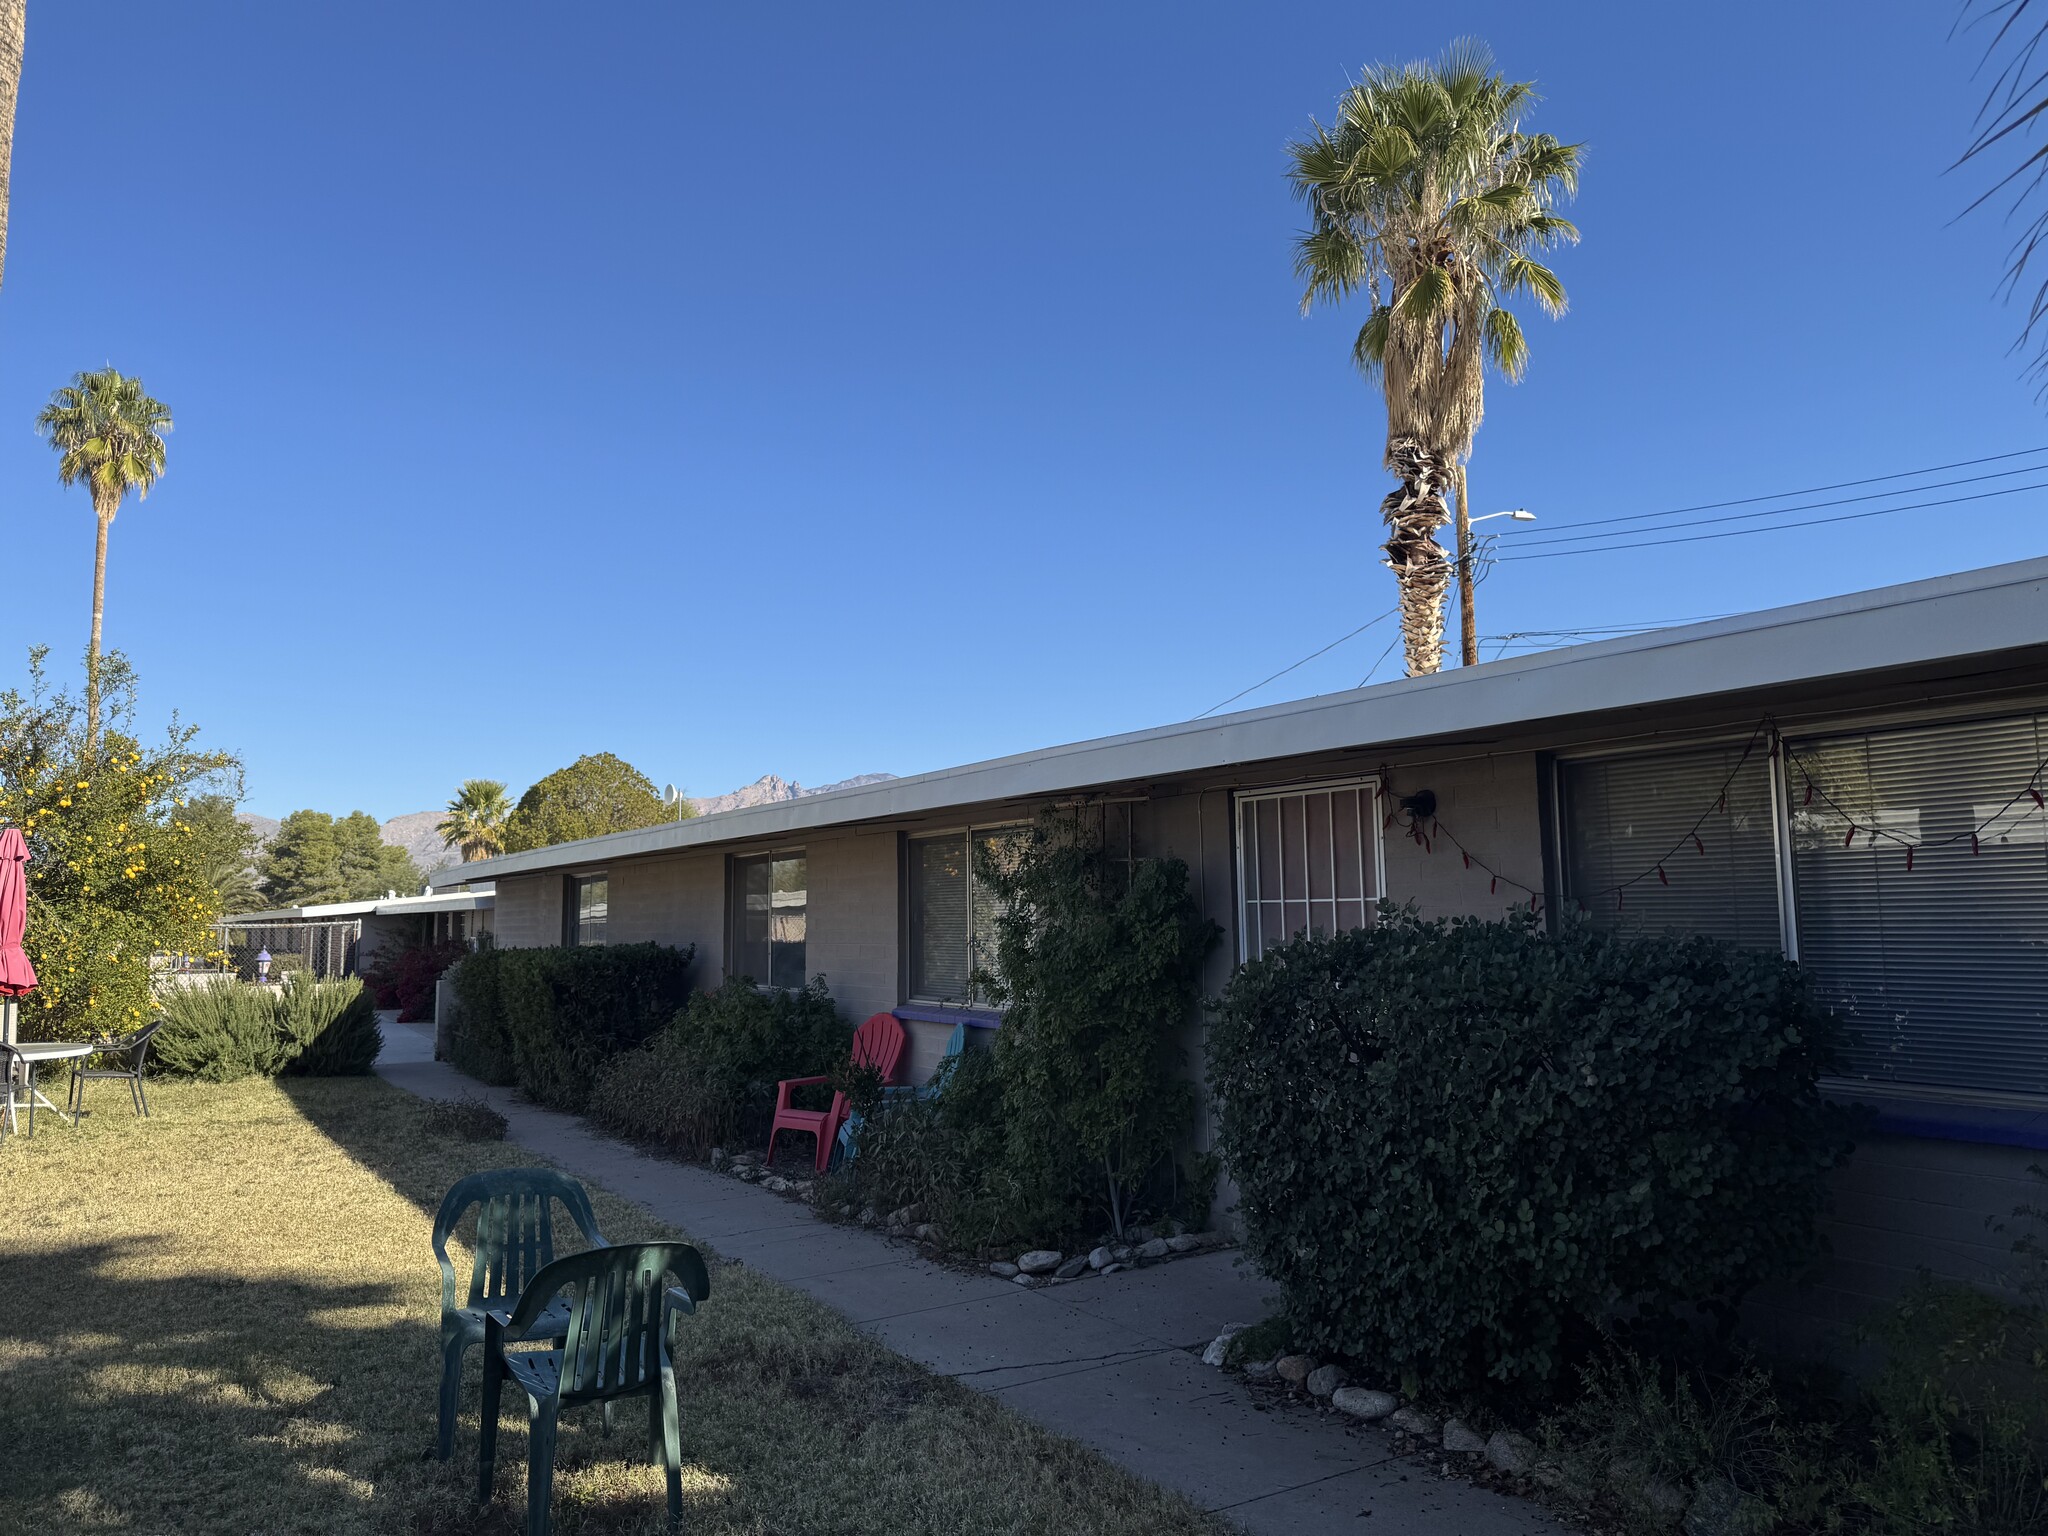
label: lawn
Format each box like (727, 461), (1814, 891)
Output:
(0, 1074), (1226, 1534)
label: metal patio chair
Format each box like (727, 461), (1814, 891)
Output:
(68, 1019), (163, 1120)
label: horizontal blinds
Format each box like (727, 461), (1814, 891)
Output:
(909, 834), (970, 1002)
(1788, 714), (2048, 1097)
(732, 856), (771, 982)
(1560, 744), (1781, 949)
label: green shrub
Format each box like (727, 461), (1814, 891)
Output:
(589, 977), (848, 1157)
(1209, 905), (1853, 1396)
(422, 1093), (509, 1142)
(974, 809), (1220, 1241)
(448, 948), (512, 1084)
(156, 979), (285, 1080)
(445, 943), (694, 1108)
(155, 976), (380, 1080)
(275, 974), (382, 1076)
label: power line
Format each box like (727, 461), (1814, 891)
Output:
(1501, 477), (2048, 561)
(1522, 444), (2048, 535)
(1194, 607), (1396, 720)
(1511, 461), (2048, 548)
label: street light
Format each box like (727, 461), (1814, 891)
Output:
(1455, 506), (1536, 668)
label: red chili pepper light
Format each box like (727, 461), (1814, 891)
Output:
(1844, 826), (1856, 848)
(1657, 865), (1669, 886)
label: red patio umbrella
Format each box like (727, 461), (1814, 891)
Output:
(0, 826), (38, 1009)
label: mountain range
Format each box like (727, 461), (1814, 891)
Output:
(237, 773), (896, 885)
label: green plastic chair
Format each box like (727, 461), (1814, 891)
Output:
(432, 1168), (609, 1461)
(478, 1241), (711, 1536)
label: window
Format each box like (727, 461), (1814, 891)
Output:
(1558, 741), (1784, 949)
(732, 850), (807, 989)
(566, 874), (607, 947)
(907, 826), (1022, 1005)
(1787, 713), (2048, 1099)
(1235, 779), (1382, 961)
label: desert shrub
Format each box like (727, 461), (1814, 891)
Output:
(1209, 905), (1854, 1397)
(444, 942), (694, 1108)
(448, 948), (512, 1084)
(828, 1043), (1010, 1235)
(422, 1093), (508, 1142)
(589, 977), (848, 1157)
(156, 979), (285, 1080)
(155, 975), (380, 1079)
(362, 936), (469, 1021)
(275, 974), (382, 1076)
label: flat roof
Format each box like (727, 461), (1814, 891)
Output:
(449, 555), (2048, 882)
(222, 885), (495, 924)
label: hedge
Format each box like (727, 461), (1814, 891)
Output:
(1208, 906), (1855, 1396)
(156, 975), (382, 1080)
(446, 943), (695, 1110)
(589, 977), (850, 1157)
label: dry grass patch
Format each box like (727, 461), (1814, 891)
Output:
(0, 1075), (1225, 1535)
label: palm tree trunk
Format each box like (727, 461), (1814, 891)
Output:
(86, 504), (108, 748)
(1380, 436), (1453, 676)
(0, 0), (23, 296)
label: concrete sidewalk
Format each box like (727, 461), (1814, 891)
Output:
(375, 1019), (1555, 1534)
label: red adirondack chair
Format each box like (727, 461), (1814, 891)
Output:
(766, 1012), (906, 1173)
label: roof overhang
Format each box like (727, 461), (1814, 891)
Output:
(449, 556), (2048, 882)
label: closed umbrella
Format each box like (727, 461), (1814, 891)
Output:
(0, 826), (35, 1101)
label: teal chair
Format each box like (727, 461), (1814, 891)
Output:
(432, 1169), (609, 1461)
(834, 1020), (972, 1169)
(479, 1241), (711, 1536)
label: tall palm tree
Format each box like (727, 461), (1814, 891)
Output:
(0, 0), (23, 296)
(1289, 41), (1581, 676)
(438, 779), (511, 863)
(35, 368), (172, 743)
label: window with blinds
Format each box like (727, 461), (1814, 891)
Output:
(566, 874), (607, 947)
(907, 826), (1023, 1005)
(731, 850), (807, 989)
(1235, 779), (1380, 961)
(1787, 713), (2048, 1099)
(1558, 742), (1783, 949)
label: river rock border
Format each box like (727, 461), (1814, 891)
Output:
(711, 1147), (1232, 1281)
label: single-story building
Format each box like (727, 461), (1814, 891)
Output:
(218, 884), (495, 979)
(447, 556), (2048, 1342)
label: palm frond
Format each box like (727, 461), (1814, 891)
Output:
(1501, 255), (1568, 317)
(1483, 307), (1529, 381)
(1353, 307), (1391, 378)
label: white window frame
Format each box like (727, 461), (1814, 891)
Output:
(1233, 776), (1385, 963)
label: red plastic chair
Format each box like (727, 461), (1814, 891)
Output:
(766, 1012), (906, 1173)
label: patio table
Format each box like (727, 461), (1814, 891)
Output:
(3, 1040), (92, 1137)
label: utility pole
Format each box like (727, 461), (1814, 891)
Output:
(1455, 465), (1478, 667)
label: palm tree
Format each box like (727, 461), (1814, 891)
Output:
(0, 0), (24, 296)
(1289, 41), (1581, 676)
(35, 368), (172, 743)
(438, 779), (511, 862)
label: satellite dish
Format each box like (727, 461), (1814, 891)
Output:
(661, 784), (677, 802)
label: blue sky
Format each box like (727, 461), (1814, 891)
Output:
(1, 2), (2042, 820)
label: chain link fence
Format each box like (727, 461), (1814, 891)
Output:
(204, 919), (364, 982)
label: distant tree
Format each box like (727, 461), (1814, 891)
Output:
(502, 752), (676, 853)
(258, 809), (422, 905)
(174, 792), (262, 914)
(35, 368), (173, 743)
(0, 0), (23, 297)
(1288, 41), (1580, 676)
(438, 778), (511, 861)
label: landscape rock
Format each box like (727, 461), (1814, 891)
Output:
(912, 1223), (935, 1243)
(708, 1148), (728, 1170)
(1087, 1245), (1114, 1270)
(795, 1182), (813, 1200)
(1017, 1249), (1063, 1275)
(858, 1206), (877, 1226)
(765, 1176), (791, 1192)
(1135, 1237), (1172, 1261)
(837, 1203), (854, 1218)
(1128, 1225), (1155, 1242)
(1100, 1262), (1125, 1274)
(1242, 1358), (1278, 1380)
(1053, 1256), (1089, 1280)
(1167, 1234), (1202, 1254)
(1111, 1245), (1134, 1263)
(889, 1203), (925, 1227)
(735, 1166), (762, 1183)
(1274, 1354), (1316, 1386)
(1330, 1387), (1399, 1421)
(1012, 1273), (1044, 1289)
(1485, 1430), (1536, 1476)
(1388, 1406), (1440, 1439)
(988, 1261), (1019, 1278)
(1442, 1419), (1487, 1456)
(1201, 1323), (1252, 1368)
(1305, 1364), (1348, 1398)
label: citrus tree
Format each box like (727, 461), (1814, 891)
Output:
(0, 648), (240, 1040)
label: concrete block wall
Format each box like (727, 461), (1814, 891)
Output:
(803, 831), (917, 1064)
(1380, 751), (1543, 920)
(606, 850), (723, 962)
